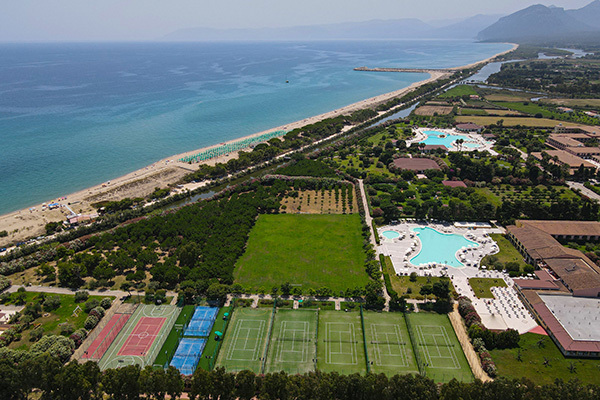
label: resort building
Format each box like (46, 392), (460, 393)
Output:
(442, 180), (467, 188)
(455, 123), (483, 133)
(531, 149), (596, 173)
(546, 134), (584, 150)
(391, 157), (441, 173)
(421, 144), (448, 153)
(564, 146), (600, 159)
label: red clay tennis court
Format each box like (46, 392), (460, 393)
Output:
(118, 317), (166, 356)
(83, 313), (130, 360)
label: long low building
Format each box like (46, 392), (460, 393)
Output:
(531, 150), (596, 173)
(507, 220), (600, 298)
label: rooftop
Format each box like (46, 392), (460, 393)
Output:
(531, 150), (596, 169)
(539, 294), (600, 341)
(392, 157), (441, 171)
(547, 134), (584, 148)
(516, 220), (600, 238)
(442, 180), (467, 188)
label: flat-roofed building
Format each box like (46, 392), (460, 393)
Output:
(531, 149), (596, 173)
(392, 157), (441, 173)
(547, 134), (584, 150)
(564, 146), (600, 159)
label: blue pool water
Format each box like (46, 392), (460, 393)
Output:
(420, 130), (481, 149)
(382, 230), (400, 239)
(410, 227), (479, 268)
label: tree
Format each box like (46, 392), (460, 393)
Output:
(235, 370), (257, 400)
(409, 272), (418, 282)
(102, 365), (141, 400)
(190, 368), (213, 400)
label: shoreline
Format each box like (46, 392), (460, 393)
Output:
(0, 44), (517, 247)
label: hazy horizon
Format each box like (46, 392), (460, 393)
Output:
(0, 0), (592, 42)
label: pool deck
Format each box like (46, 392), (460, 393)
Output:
(377, 221), (538, 334)
(408, 128), (497, 154)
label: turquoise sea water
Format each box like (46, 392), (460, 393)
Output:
(0, 41), (512, 214)
(410, 227), (479, 268)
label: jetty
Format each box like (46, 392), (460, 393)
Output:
(354, 66), (455, 74)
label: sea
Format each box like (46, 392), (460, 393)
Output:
(0, 40), (512, 215)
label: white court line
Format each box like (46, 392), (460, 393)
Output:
(416, 325), (460, 370)
(226, 319), (265, 362)
(276, 321), (310, 363)
(370, 324), (409, 368)
(325, 322), (357, 365)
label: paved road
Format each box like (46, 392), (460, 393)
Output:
(7, 285), (178, 299)
(358, 179), (391, 311)
(567, 181), (600, 202)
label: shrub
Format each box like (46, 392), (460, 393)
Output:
(83, 298), (100, 313)
(60, 323), (75, 336)
(84, 315), (99, 330)
(100, 297), (112, 310)
(29, 326), (44, 342)
(74, 291), (89, 303)
(30, 335), (75, 362)
(70, 328), (88, 347)
(43, 295), (62, 312)
(89, 306), (105, 320)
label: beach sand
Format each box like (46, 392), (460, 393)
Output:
(0, 45), (516, 248)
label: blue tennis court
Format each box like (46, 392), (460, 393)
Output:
(184, 307), (219, 337)
(169, 338), (206, 375)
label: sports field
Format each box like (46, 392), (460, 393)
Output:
(215, 308), (272, 373)
(363, 311), (419, 376)
(406, 313), (473, 383)
(316, 310), (366, 374)
(234, 214), (369, 293)
(265, 309), (318, 374)
(98, 304), (179, 370)
(82, 313), (130, 360)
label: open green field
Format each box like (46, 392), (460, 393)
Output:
(216, 308), (272, 373)
(363, 311), (419, 376)
(406, 313), (473, 383)
(490, 333), (600, 385)
(153, 305), (195, 368)
(468, 278), (507, 299)
(197, 306), (232, 371)
(541, 98), (600, 108)
(99, 304), (180, 371)
(455, 116), (559, 127)
(482, 234), (528, 270)
(234, 214), (369, 293)
(438, 85), (477, 98)
(5, 291), (111, 350)
(266, 309), (318, 374)
(492, 101), (555, 118)
(317, 310), (366, 374)
(382, 257), (455, 299)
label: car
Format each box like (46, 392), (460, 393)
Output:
(0, 248), (6, 252)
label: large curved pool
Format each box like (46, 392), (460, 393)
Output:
(420, 130), (482, 149)
(410, 227), (479, 268)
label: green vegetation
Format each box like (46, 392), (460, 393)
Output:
(276, 158), (338, 178)
(153, 305), (194, 368)
(468, 278), (507, 298)
(439, 85), (478, 98)
(197, 306), (232, 371)
(490, 333), (600, 385)
(316, 310), (366, 374)
(234, 214), (369, 294)
(482, 234), (528, 271)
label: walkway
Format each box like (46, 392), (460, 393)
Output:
(567, 181), (600, 202)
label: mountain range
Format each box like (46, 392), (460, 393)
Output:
(163, 0), (600, 44)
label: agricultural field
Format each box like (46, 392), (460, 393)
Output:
(478, 185), (578, 207)
(491, 101), (556, 118)
(468, 278), (507, 298)
(454, 116), (559, 127)
(280, 188), (358, 214)
(2, 290), (111, 350)
(414, 105), (453, 116)
(438, 85), (478, 98)
(540, 98), (600, 108)
(234, 214), (369, 293)
(490, 333), (600, 385)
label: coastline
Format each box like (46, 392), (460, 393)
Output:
(0, 44), (516, 247)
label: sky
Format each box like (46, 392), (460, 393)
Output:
(0, 0), (593, 41)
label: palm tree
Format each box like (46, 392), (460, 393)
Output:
(456, 138), (464, 152)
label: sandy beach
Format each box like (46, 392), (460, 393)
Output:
(0, 45), (516, 248)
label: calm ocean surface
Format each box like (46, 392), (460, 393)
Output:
(0, 41), (511, 214)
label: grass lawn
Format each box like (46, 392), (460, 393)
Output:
(490, 333), (600, 385)
(482, 234), (528, 270)
(455, 116), (559, 127)
(153, 305), (194, 367)
(541, 98), (600, 108)
(468, 278), (507, 298)
(317, 310), (366, 374)
(439, 85), (477, 98)
(492, 101), (555, 118)
(234, 214), (369, 293)
(7, 291), (111, 350)
(382, 257), (455, 299)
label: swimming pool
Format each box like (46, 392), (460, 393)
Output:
(410, 227), (479, 268)
(420, 130), (482, 149)
(382, 230), (400, 239)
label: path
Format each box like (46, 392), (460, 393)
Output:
(448, 304), (492, 382)
(358, 179), (391, 311)
(567, 181), (600, 202)
(7, 285), (178, 300)
(225, 293), (347, 311)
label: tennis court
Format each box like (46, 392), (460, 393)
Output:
(169, 338), (207, 375)
(363, 311), (419, 376)
(407, 313), (473, 383)
(98, 304), (180, 370)
(82, 313), (130, 360)
(317, 310), (366, 374)
(265, 309), (317, 374)
(184, 306), (219, 337)
(216, 308), (272, 373)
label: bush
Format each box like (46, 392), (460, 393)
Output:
(89, 306), (105, 320)
(409, 272), (418, 282)
(70, 328), (88, 347)
(100, 297), (112, 310)
(60, 323), (75, 336)
(84, 315), (99, 330)
(43, 295), (62, 312)
(30, 335), (75, 362)
(83, 298), (100, 313)
(29, 326), (44, 342)
(74, 291), (89, 303)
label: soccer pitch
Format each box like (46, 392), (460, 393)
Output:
(362, 311), (419, 376)
(406, 313), (473, 383)
(317, 310), (366, 374)
(265, 309), (318, 374)
(216, 308), (272, 373)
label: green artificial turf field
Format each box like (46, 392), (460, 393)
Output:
(215, 308), (272, 373)
(363, 311), (419, 376)
(406, 313), (473, 383)
(265, 309), (318, 374)
(153, 305), (195, 368)
(234, 214), (369, 293)
(468, 278), (507, 299)
(317, 310), (366, 374)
